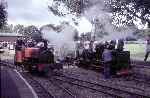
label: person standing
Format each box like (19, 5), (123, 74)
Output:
(117, 39), (124, 51)
(14, 39), (24, 70)
(102, 45), (112, 79)
(110, 40), (116, 50)
(144, 35), (150, 61)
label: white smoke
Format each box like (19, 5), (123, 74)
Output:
(82, 0), (136, 41)
(42, 0), (138, 60)
(42, 22), (76, 60)
(48, 0), (136, 41)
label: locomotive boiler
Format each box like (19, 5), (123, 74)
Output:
(77, 41), (131, 76)
(14, 39), (62, 75)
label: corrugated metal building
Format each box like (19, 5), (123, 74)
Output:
(0, 33), (23, 42)
(0, 33), (23, 49)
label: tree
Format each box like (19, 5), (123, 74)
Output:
(49, 0), (150, 28)
(133, 28), (150, 38)
(24, 25), (42, 42)
(0, 24), (13, 33)
(48, 0), (89, 16)
(0, 1), (7, 29)
(40, 24), (62, 32)
(13, 24), (25, 34)
(105, 0), (150, 28)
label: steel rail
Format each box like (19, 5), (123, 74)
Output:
(23, 73), (55, 98)
(54, 74), (150, 98)
(48, 78), (77, 98)
(1, 61), (54, 98)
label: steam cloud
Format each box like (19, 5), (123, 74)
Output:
(48, 0), (136, 41)
(42, 22), (76, 60)
(83, 0), (136, 41)
(42, 0), (138, 60)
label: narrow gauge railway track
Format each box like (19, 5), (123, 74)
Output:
(131, 64), (150, 85)
(54, 74), (150, 98)
(47, 78), (77, 98)
(131, 73), (150, 86)
(61, 71), (150, 92)
(23, 74), (77, 98)
(1, 60), (150, 85)
(52, 76), (120, 98)
(1, 61), (76, 98)
(1, 61), (150, 97)
(60, 69), (150, 91)
(22, 73), (55, 98)
(0, 61), (54, 98)
(29, 75), (77, 98)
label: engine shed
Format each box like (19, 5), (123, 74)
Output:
(0, 33), (23, 43)
(0, 33), (23, 49)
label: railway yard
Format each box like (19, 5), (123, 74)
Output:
(1, 42), (150, 98)
(1, 0), (150, 97)
(1, 58), (150, 98)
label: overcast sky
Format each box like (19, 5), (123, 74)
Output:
(7, 0), (92, 33)
(7, 0), (62, 27)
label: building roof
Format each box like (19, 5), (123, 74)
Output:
(0, 33), (23, 37)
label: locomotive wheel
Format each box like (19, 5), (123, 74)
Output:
(43, 64), (51, 75)
(23, 61), (31, 72)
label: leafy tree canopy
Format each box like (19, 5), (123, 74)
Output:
(0, 2), (7, 29)
(104, 0), (150, 28)
(13, 24), (24, 34)
(24, 25), (42, 41)
(49, 0), (150, 28)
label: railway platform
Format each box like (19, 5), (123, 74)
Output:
(1, 66), (38, 98)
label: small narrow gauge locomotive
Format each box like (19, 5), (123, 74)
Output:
(14, 39), (62, 74)
(77, 40), (131, 76)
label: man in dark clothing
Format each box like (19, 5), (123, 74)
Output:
(95, 43), (105, 60)
(102, 45), (112, 79)
(110, 40), (116, 50)
(117, 39), (124, 51)
(144, 35), (150, 61)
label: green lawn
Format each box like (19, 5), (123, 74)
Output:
(124, 43), (150, 61)
(124, 44), (145, 54)
(0, 45), (149, 61)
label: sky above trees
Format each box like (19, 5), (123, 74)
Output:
(5, 0), (150, 35)
(7, 0), (60, 27)
(7, 0), (92, 33)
